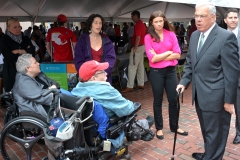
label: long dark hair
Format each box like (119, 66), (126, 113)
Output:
(148, 11), (174, 42)
(85, 14), (105, 34)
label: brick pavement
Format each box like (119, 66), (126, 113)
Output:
(0, 81), (240, 160)
(121, 82), (240, 160)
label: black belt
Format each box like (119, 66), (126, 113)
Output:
(150, 66), (175, 70)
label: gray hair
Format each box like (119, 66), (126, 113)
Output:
(195, 3), (216, 15)
(16, 54), (32, 73)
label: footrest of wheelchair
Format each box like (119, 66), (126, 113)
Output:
(89, 146), (102, 153)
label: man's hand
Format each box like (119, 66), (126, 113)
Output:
(133, 47), (137, 53)
(21, 49), (27, 54)
(176, 84), (185, 93)
(224, 103), (235, 114)
(48, 85), (57, 89)
(12, 49), (26, 54)
(12, 50), (18, 54)
(48, 85), (56, 100)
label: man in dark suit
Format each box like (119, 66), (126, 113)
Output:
(224, 8), (240, 144)
(176, 3), (240, 160)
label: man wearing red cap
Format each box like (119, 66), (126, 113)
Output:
(71, 60), (135, 117)
(46, 14), (77, 62)
(71, 60), (155, 141)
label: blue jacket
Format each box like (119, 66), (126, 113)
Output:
(92, 101), (109, 138)
(71, 81), (134, 117)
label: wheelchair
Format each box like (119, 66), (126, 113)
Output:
(0, 89), (154, 160)
(0, 91), (51, 160)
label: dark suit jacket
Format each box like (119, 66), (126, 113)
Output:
(180, 24), (239, 112)
(237, 29), (240, 86)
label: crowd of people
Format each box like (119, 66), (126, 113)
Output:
(0, 2), (240, 160)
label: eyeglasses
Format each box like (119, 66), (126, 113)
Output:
(193, 14), (207, 19)
(7, 17), (18, 27)
(7, 17), (18, 20)
(94, 70), (106, 76)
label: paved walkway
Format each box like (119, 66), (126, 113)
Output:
(0, 81), (240, 160)
(122, 82), (240, 160)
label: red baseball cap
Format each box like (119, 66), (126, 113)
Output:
(79, 60), (109, 82)
(57, 14), (67, 22)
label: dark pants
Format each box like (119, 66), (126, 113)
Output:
(3, 63), (16, 92)
(115, 36), (120, 46)
(195, 98), (231, 160)
(234, 86), (240, 135)
(150, 66), (178, 131)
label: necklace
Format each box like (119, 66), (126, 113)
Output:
(90, 34), (100, 44)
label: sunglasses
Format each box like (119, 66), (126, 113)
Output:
(94, 70), (106, 76)
(7, 17), (18, 27)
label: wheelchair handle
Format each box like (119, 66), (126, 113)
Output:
(0, 91), (13, 98)
(75, 96), (91, 106)
(42, 88), (60, 97)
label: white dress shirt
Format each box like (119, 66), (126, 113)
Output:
(228, 27), (239, 37)
(197, 23), (216, 49)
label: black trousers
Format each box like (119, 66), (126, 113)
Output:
(234, 86), (240, 136)
(150, 66), (178, 131)
(195, 98), (231, 160)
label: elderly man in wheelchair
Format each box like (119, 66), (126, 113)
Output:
(0, 55), (154, 160)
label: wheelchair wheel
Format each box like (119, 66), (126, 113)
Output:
(0, 116), (47, 160)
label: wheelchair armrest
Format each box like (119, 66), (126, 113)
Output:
(133, 102), (141, 112)
(109, 102), (141, 124)
(109, 115), (120, 124)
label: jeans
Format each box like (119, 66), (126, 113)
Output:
(150, 66), (178, 131)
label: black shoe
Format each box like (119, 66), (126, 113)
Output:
(127, 132), (141, 141)
(141, 129), (154, 141)
(192, 152), (205, 160)
(146, 115), (154, 128)
(156, 130), (164, 140)
(42, 157), (48, 160)
(171, 130), (188, 136)
(233, 135), (240, 144)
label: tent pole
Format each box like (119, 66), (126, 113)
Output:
(33, 0), (46, 23)
(113, 0), (135, 19)
(163, 2), (170, 16)
(116, 2), (161, 17)
(8, 0), (32, 17)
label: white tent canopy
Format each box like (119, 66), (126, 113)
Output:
(152, 0), (240, 8)
(0, 0), (238, 23)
